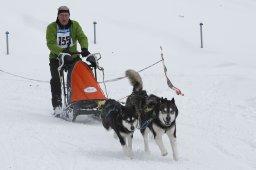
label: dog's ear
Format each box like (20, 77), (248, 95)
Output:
(146, 94), (160, 106)
(120, 105), (126, 117)
(171, 98), (175, 103)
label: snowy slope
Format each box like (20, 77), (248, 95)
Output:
(0, 0), (256, 170)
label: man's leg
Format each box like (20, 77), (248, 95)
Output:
(49, 59), (62, 110)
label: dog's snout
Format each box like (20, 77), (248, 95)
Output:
(131, 126), (135, 131)
(166, 116), (171, 122)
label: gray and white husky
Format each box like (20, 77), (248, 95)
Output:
(125, 69), (179, 160)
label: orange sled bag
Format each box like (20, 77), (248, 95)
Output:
(69, 60), (106, 103)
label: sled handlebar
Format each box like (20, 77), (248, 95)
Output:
(89, 53), (104, 71)
(67, 52), (101, 59)
(57, 52), (104, 71)
(62, 52), (102, 61)
(85, 53), (102, 60)
(57, 53), (70, 72)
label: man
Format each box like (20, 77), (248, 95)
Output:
(46, 6), (93, 116)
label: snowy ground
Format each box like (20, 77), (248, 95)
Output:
(0, 0), (256, 170)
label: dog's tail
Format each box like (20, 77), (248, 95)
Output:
(125, 69), (143, 91)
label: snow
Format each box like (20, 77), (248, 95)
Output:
(0, 0), (256, 169)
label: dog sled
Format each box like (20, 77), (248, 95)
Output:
(58, 53), (107, 121)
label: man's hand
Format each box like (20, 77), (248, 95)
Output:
(86, 55), (96, 67)
(81, 48), (90, 57)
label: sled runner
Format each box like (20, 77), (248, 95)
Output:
(58, 53), (107, 121)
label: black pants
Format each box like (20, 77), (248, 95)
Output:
(49, 59), (62, 109)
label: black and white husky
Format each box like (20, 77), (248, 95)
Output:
(101, 99), (138, 158)
(125, 69), (179, 160)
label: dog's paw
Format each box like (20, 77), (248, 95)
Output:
(173, 154), (178, 161)
(161, 151), (168, 156)
(144, 147), (150, 153)
(128, 152), (134, 159)
(122, 146), (134, 159)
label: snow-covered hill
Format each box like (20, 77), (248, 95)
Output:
(0, 0), (255, 169)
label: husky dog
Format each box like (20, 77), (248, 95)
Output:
(101, 99), (138, 158)
(125, 70), (148, 115)
(125, 69), (179, 160)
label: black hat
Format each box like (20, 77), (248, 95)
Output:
(58, 6), (70, 15)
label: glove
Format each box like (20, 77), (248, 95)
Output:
(86, 55), (96, 67)
(81, 48), (90, 57)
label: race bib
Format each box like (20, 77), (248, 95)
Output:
(57, 28), (73, 48)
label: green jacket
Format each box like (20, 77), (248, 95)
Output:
(46, 20), (88, 59)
